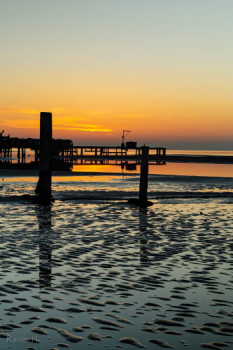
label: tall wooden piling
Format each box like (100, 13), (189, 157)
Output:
(35, 112), (52, 202)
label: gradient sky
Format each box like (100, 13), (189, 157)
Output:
(1, 0), (233, 149)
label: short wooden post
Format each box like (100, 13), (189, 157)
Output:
(139, 146), (149, 205)
(128, 146), (153, 207)
(35, 112), (52, 203)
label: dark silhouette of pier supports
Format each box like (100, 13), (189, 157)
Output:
(35, 112), (52, 203)
(128, 146), (153, 208)
(35, 149), (39, 163)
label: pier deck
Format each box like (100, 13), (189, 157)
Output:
(1, 135), (233, 168)
(0, 135), (166, 167)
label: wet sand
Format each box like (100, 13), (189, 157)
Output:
(0, 174), (233, 349)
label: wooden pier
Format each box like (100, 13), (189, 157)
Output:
(0, 132), (167, 169)
(1, 132), (233, 169)
(61, 145), (166, 160)
(0, 133), (72, 168)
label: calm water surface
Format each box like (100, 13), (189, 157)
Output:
(8, 148), (233, 177)
(72, 163), (233, 178)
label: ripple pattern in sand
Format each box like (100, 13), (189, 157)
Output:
(0, 197), (233, 349)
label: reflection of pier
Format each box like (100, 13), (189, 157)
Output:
(71, 158), (166, 166)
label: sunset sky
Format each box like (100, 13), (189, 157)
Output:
(1, 0), (233, 149)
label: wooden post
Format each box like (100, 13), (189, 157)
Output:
(35, 112), (52, 203)
(128, 146), (153, 207)
(139, 146), (149, 205)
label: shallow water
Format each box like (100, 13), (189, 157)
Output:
(0, 176), (233, 349)
(72, 162), (233, 178)
(1, 174), (233, 198)
(6, 148), (233, 178)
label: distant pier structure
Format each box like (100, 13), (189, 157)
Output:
(0, 131), (166, 169)
(0, 130), (73, 169)
(2, 131), (233, 168)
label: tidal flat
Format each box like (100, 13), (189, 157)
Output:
(0, 175), (233, 349)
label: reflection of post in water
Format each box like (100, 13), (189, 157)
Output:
(139, 208), (149, 263)
(35, 204), (52, 288)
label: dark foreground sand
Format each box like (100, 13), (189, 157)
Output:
(0, 175), (233, 349)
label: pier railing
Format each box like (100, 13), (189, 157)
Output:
(61, 145), (166, 160)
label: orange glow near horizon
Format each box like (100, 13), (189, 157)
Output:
(1, 92), (233, 148)
(1, 1), (233, 149)
(1, 56), (233, 148)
